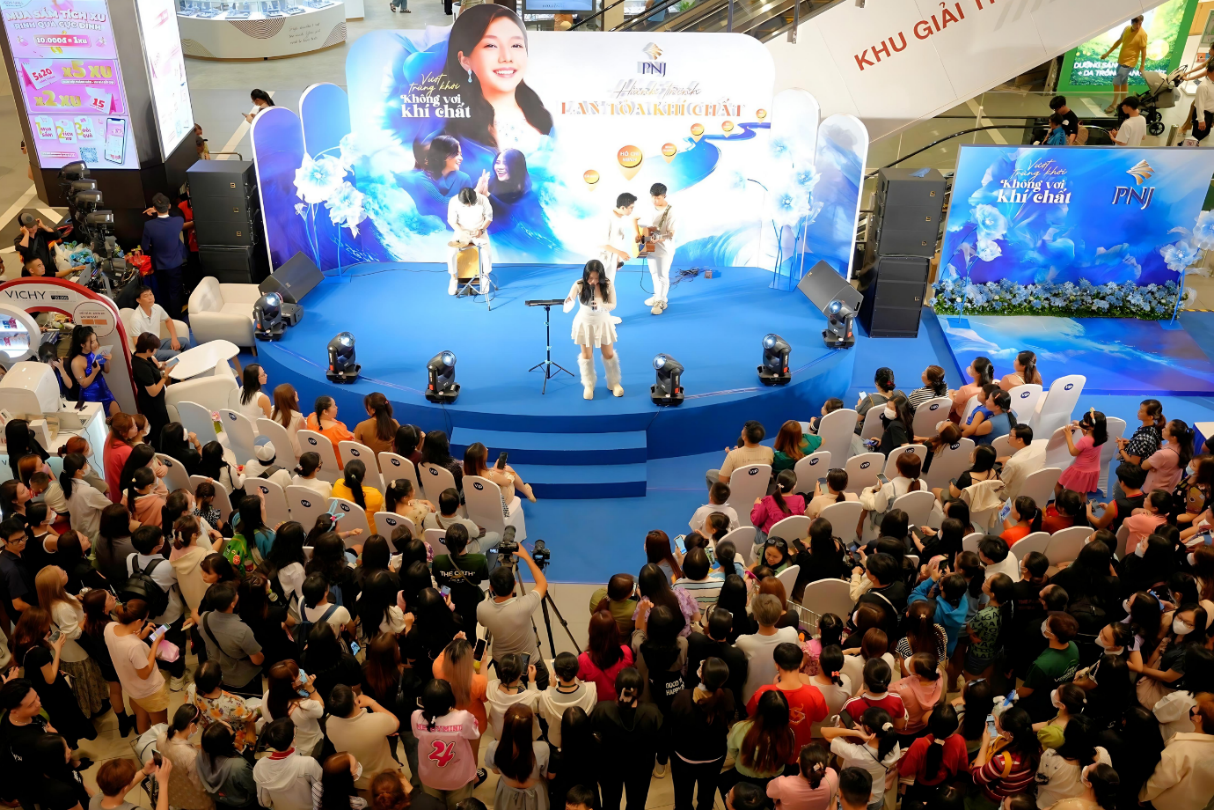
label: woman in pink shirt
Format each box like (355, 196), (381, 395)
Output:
(751, 470), (805, 540)
(767, 743), (837, 810)
(577, 611), (634, 702)
(1123, 490), (1171, 556)
(1056, 410), (1108, 499)
(1142, 419), (1194, 494)
(890, 652), (943, 737)
(412, 679), (480, 804)
(950, 357), (995, 419)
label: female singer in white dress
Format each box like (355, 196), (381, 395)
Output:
(564, 260), (623, 400)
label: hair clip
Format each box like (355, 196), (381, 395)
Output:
(932, 738), (946, 746)
(881, 722), (893, 731)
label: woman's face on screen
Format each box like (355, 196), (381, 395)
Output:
(465, 17), (528, 96)
(494, 153), (510, 181)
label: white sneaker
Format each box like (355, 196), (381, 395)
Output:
(170, 676), (184, 692)
(651, 303), (663, 315)
(643, 296), (656, 307)
(448, 277), (458, 295)
(583, 386), (594, 400)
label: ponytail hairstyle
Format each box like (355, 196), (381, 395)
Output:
(715, 540), (738, 576)
(1079, 409), (1108, 447)
(818, 613), (845, 648)
(364, 393), (395, 442)
(817, 645), (845, 687)
(419, 678), (455, 731)
(826, 468), (848, 503)
(696, 657), (731, 725)
(861, 706), (899, 760)
(174, 515), (201, 550)
(990, 390), (1017, 427)
(1142, 399), (1165, 429)
(799, 743), (830, 790)
(342, 459), (367, 510)
(644, 530), (683, 580)
(970, 356), (994, 386)
(924, 365), (947, 396)
(161, 490), (190, 536)
(924, 704), (959, 781)
(771, 469), (797, 516)
(997, 706), (1042, 770)
(59, 452), (87, 500)
(1085, 763), (1120, 810)
(874, 367), (896, 394)
(909, 651), (940, 681)
(294, 452), (321, 478)
(615, 666), (643, 706)
(239, 364), (263, 406)
(118, 444), (155, 500)
(1167, 418), (1195, 470)
(956, 551), (985, 599)
(1014, 496), (1042, 532)
(170, 703), (200, 735)
(126, 466), (155, 516)
(1016, 350), (1038, 385)
(313, 395), (335, 426)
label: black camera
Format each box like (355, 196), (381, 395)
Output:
(498, 525), (518, 560)
(532, 539), (550, 567)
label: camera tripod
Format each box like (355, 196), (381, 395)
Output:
(498, 552), (579, 660)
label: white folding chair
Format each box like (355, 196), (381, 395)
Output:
(883, 445), (927, 480)
(892, 490), (935, 529)
(1049, 525), (1093, 545)
(418, 462), (460, 506)
(816, 409), (859, 470)
(298, 430), (341, 484)
(768, 515), (811, 544)
(1115, 523), (1130, 559)
(1007, 384), (1043, 426)
(247, 478), (290, 528)
(798, 578), (854, 627)
(912, 397), (953, 438)
(191, 474), (234, 520)
(1010, 531), (1051, 563)
(726, 464), (772, 528)
(1097, 417), (1127, 498)
(464, 474), (527, 542)
(1034, 375), (1086, 439)
(330, 497), (371, 547)
(1018, 467), (1062, 507)
(924, 438), (975, 491)
(177, 401), (218, 446)
(962, 531), (985, 553)
(156, 453), (191, 494)
(339, 441), (384, 493)
(423, 528), (450, 557)
(378, 452), (422, 496)
(775, 565), (800, 596)
(858, 408), (885, 442)
(286, 485), (328, 530)
(819, 501), (863, 547)
(217, 409), (258, 468)
(961, 396), (981, 426)
(374, 511), (418, 540)
(1045, 529), (1087, 567)
(718, 527), (755, 565)
(256, 418), (297, 463)
(971, 506), (1000, 534)
(1043, 426), (1076, 472)
(990, 435), (1013, 460)
(844, 453), (883, 495)
(793, 451), (831, 496)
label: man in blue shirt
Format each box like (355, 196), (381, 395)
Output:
(140, 193), (187, 320)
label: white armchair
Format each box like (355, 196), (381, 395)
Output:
(187, 277), (261, 348)
(165, 359), (237, 423)
(119, 308), (189, 351)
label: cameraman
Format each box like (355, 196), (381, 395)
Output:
(476, 540), (550, 689)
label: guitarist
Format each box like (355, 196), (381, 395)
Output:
(639, 183), (677, 316)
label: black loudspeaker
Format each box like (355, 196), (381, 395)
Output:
(857, 256), (931, 338)
(189, 160), (268, 283)
(199, 245), (269, 284)
(187, 161), (257, 199)
(193, 218), (261, 247)
(869, 167), (947, 261)
(260, 252), (325, 304)
(797, 261), (862, 314)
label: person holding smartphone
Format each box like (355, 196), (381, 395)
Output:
(130, 333), (173, 453)
(68, 325), (119, 417)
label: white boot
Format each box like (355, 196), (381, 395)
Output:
(448, 275), (458, 295)
(578, 356), (596, 400)
(603, 352), (624, 397)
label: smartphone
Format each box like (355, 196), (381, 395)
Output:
(521, 653), (531, 672)
(296, 668), (309, 697)
(818, 477), (828, 492)
(104, 117), (126, 164)
(165, 356), (181, 367)
(349, 640), (361, 656)
(152, 751), (163, 767)
(48, 628), (60, 642)
(837, 710), (855, 729)
(985, 714), (998, 737)
(496, 452), (508, 470)
(473, 637), (487, 659)
(439, 586), (451, 599)
(674, 534), (686, 554)
(97, 344), (113, 357)
(875, 473), (889, 486)
(150, 624), (169, 642)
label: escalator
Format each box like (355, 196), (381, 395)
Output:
(570, 0), (840, 40)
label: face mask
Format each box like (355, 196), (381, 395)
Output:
(1096, 637), (1122, 654)
(1050, 689), (1062, 710)
(1135, 544), (1146, 557)
(1123, 598), (1132, 613)
(1041, 620), (1052, 640)
(1173, 618), (1195, 636)
(81, 466), (91, 478)
(1188, 552), (1198, 567)
(852, 610), (860, 625)
(182, 426), (188, 442)
(883, 407), (897, 420)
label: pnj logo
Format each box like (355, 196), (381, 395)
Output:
(748, 468), (759, 475)
(929, 403), (940, 411)
(340, 503), (350, 512)
(386, 517), (397, 526)
(474, 482), (484, 491)
(809, 457), (819, 465)
(1113, 160), (1155, 210)
(638, 42), (665, 75)
(860, 461), (871, 469)
(1064, 383), (1074, 391)
(1020, 391), (1031, 398)
(308, 437), (318, 445)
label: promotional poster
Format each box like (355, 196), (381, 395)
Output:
(135, 0), (193, 157)
(933, 145), (1214, 320)
(1058, 0), (1197, 93)
(1, 0), (138, 169)
(251, 9), (867, 280)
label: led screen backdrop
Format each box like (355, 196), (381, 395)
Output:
(1058, 0), (1198, 93)
(251, 9), (868, 280)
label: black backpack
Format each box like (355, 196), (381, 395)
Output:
(295, 603), (339, 657)
(121, 554), (170, 619)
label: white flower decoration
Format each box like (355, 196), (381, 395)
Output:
(294, 154), (346, 205)
(973, 204), (1008, 241)
(766, 182), (810, 230)
(327, 182), (367, 237)
(976, 239), (1001, 263)
(1193, 209), (1214, 251)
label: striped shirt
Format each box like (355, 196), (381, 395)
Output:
(908, 385), (947, 411)
(972, 746), (1035, 801)
(675, 574), (725, 611)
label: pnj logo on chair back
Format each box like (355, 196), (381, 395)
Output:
(929, 403), (940, 411)
(340, 503), (351, 512)
(473, 482), (484, 491)
(748, 467), (760, 475)
(950, 442), (961, 450)
(308, 437), (318, 446)
(390, 459), (400, 467)
(428, 467), (438, 476)
(227, 413), (236, 421)
(1064, 383), (1074, 391)
(259, 485), (268, 495)
(809, 457), (819, 465)
(385, 517), (397, 526)
(301, 499), (312, 508)
(350, 448), (361, 456)
(1020, 391), (1031, 399)
(903, 447), (915, 454)
(860, 461), (871, 469)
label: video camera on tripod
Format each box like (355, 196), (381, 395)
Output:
(497, 526), (551, 568)
(56, 162), (132, 297)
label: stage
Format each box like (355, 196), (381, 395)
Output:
(256, 261), (855, 498)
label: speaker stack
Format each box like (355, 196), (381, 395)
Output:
(186, 160), (269, 284)
(857, 167), (946, 338)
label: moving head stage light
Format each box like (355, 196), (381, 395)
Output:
(326, 332), (360, 383)
(651, 353), (684, 406)
(426, 351), (459, 403)
(758, 333), (791, 386)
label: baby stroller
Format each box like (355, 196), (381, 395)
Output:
(1133, 67), (1185, 136)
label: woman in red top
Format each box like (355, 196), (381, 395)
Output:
(999, 496), (1042, 547)
(970, 706), (1041, 810)
(1043, 489), (1086, 534)
(577, 610), (634, 702)
(899, 704), (968, 805)
(104, 413), (138, 503)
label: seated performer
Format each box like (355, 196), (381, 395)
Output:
(564, 260), (623, 400)
(447, 187), (493, 295)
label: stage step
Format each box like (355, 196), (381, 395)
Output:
(450, 428), (647, 466)
(450, 427), (647, 498)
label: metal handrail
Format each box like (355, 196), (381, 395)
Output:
(211, 151), (245, 160)
(567, 0), (632, 30)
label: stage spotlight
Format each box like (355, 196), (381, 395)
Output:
(651, 353), (684, 406)
(823, 299), (856, 349)
(326, 332), (360, 383)
(758, 333), (791, 386)
(253, 293), (286, 342)
(425, 350), (460, 403)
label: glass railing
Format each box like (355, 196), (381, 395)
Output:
(569, 0), (841, 39)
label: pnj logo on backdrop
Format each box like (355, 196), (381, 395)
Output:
(1113, 160), (1155, 210)
(638, 43), (666, 75)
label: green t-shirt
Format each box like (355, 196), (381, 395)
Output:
(772, 433), (823, 473)
(1023, 643), (1079, 721)
(588, 588), (638, 634)
(432, 553), (488, 614)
